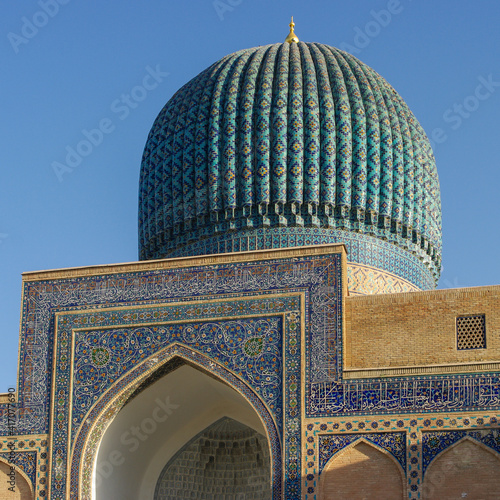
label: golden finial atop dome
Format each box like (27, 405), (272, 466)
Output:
(285, 16), (299, 43)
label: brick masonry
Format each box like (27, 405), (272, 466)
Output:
(345, 285), (500, 371)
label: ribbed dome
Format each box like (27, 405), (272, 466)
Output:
(139, 42), (442, 289)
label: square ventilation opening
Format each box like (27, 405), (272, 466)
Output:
(456, 314), (486, 350)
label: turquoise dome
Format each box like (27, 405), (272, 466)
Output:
(139, 42), (442, 289)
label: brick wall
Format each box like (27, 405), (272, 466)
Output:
(155, 417), (270, 499)
(423, 438), (500, 499)
(345, 285), (500, 372)
(319, 441), (404, 499)
(0, 461), (33, 499)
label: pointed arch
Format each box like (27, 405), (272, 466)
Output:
(70, 343), (281, 500)
(0, 458), (34, 499)
(319, 438), (405, 500)
(423, 436), (500, 499)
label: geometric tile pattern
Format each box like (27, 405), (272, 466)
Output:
(318, 431), (406, 471)
(304, 414), (500, 500)
(347, 263), (420, 295)
(0, 451), (37, 490)
(71, 317), (283, 438)
(163, 227), (436, 292)
(0, 435), (48, 498)
(139, 42), (442, 285)
(457, 314), (486, 350)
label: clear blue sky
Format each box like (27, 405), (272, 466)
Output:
(1, 1), (499, 390)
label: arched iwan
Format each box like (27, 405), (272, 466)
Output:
(154, 416), (271, 499)
(71, 344), (281, 500)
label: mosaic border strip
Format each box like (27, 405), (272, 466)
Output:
(165, 228), (436, 290)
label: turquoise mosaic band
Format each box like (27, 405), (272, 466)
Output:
(151, 227), (437, 290)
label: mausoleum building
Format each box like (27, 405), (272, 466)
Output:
(1, 20), (500, 500)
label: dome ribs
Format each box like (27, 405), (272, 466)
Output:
(299, 42), (321, 227)
(361, 66), (393, 224)
(309, 43), (336, 221)
(408, 114), (424, 246)
(138, 125), (156, 258)
(316, 44), (352, 216)
(154, 87), (186, 253)
(221, 50), (253, 224)
(172, 83), (194, 228)
(342, 51), (381, 228)
(287, 42), (304, 224)
(207, 53), (243, 225)
(238, 46), (269, 217)
(426, 141), (442, 253)
(421, 146), (431, 251)
(182, 66), (215, 232)
(270, 43), (289, 216)
(140, 115), (161, 257)
(372, 74), (404, 232)
(396, 95), (424, 248)
(330, 47), (367, 218)
(152, 111), (167, 253)
(254, 44), (279, 224)
(194, 59), (230, 228)
(391, 92), (415, 236)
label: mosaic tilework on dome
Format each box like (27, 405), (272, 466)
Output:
(139, 41), (442, 286)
